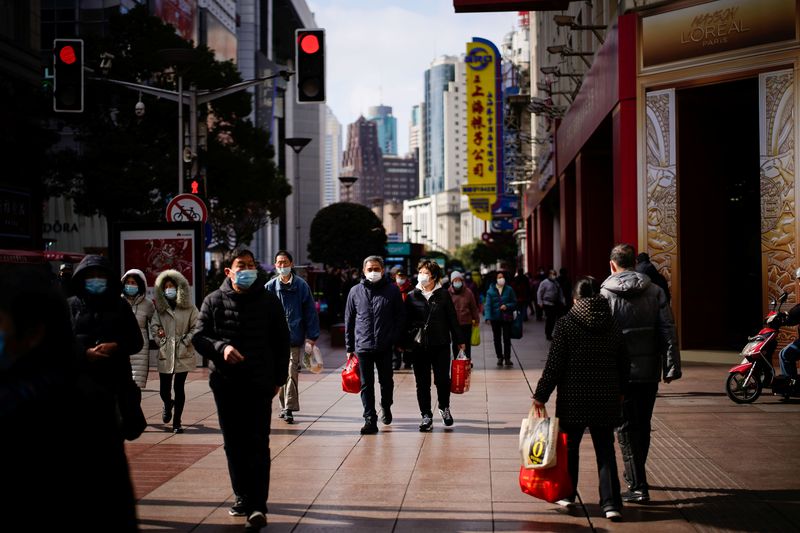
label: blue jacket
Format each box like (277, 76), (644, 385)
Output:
(484, 284), (517, 321)
(266, 274), (321, 347)
(345, 278), (405, 353)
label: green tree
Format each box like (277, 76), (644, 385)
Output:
(308, 203), (387, 268)
(45, 5), (288, 247)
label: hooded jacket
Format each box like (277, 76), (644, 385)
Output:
(601, 270), (681, 383)
(448, 282), (480, 326)
(193, 271), (290, 389)
(344, 277), (405, 354)
(265, 273), (321, 347)
(68, 255), (143, 395)
(121, 268), (155, 388)
(151, 269), (200, 374)
(534, 296), (629, 427)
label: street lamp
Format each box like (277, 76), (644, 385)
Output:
(338, 175), (358, 202)
(553, 15), (606, 44)
(285, 137), (312, 261)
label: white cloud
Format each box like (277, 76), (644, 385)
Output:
(307, 0), (518, 155)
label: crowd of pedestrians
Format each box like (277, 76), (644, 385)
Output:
(1, 241), (685, 530)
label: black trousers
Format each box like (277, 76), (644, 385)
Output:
(617, 381), (659, 492)
(452, 324), (473, 359)
(358, 349), (394, 422)
(490, 320), (511, 359)
(543, 304), (560, 340)
(413, 343), (452, 416)
(159, 372), (188, 425)
(210, 372), (272, 515)
(562, 424), (622, 512)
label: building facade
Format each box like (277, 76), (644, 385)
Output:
(423, 56), (457, 195)
(366, 104), (397, 156)
(340, 116), (384, 206)
(323, 105), (342, 206)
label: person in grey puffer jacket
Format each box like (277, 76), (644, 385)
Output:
(601, 243), (681, 505)
(121, 268), (155, 389)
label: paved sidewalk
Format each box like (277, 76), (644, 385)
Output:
(129, 317), (800, 532)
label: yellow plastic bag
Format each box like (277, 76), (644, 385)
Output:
(471, 324), (481, 346)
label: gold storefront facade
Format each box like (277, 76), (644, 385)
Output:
(637, 0), (800, 360)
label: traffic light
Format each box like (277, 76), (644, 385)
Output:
(53, 38), (84, 113)
(295, 29), (325, 103)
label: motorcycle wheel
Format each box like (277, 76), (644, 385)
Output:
(726, 372), (762, 403)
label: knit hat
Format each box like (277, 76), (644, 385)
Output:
(450, 271), (464, 280)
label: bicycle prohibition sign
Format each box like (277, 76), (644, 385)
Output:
(166, 194), (208, 224)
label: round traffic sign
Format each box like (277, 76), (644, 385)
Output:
(166, 194), (208, 223)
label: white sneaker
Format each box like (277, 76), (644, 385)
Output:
(556, 499), (574, 508)
(605, 510), (622, 522)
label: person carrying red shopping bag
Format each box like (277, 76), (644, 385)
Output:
(532, 277), (630, 522)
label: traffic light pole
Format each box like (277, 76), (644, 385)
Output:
(94, 70), (293, 196)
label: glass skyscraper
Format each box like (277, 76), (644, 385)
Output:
(423, 58), (456, 195)
(366, 105), (397, 156)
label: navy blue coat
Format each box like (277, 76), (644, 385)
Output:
(344, 278), (405, 354)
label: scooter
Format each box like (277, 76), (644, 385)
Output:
(725, 291), (800, 403)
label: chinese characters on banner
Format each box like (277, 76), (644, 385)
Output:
(463, 40), (501, 221)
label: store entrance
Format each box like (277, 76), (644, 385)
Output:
(677, 78), (762, 351)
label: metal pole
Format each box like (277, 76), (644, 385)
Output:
(190, 85), (198, 190)
(178, 75), (184, 194)
(295, 151), (301, 263)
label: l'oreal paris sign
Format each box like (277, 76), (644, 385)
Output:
(641, 0), (796, 68)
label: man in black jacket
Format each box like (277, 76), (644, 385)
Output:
(193, 249), (290, 532)
(345, 255), (405, 435)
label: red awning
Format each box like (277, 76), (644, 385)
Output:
(0, 249), (86, 265)
(453, 0), (569, 12)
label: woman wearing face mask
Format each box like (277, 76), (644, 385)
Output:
(483, 271), (517, 366)
(121, 269), (155, 389)
(67, 255), (144, 426)
(448, 271), (479, 360)
(151, 270), (200, 433)
(405, 260), (465, 431)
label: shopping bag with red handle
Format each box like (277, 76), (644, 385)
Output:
(341, 354), (361, 394)
(518, 431), (573, 503)
(450, 350), (471, 394)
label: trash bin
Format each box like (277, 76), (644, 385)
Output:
(330, 322), (346, 348)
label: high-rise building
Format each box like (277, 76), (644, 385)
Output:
(423, 56), (457, 195)
(409, 104), (422, 161)
(323, 106), (342, 206)
(366, 105), (397, 156)
(382, 154), (418, 202)
(341, 116), (384, 206)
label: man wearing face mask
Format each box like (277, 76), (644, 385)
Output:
(266, 250), (320, 424)
(193, 249), (290, 531)
(67, 255), (144, 428)
(537, 269), (566, 341)
(344, 255), (405, 435)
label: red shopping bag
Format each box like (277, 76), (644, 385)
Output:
(518, 432), (573, 502)
(450, 351), (471, 394)
(341, 354), (361, 394)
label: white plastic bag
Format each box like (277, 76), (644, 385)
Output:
(303, 342), (324, 374)
(519, 404), (558, 469)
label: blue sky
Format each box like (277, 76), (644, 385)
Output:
(306, 0), (520, 155)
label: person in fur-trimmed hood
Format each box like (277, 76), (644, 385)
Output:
(151, 269), (200, 433)
(121, 268), (155, 389)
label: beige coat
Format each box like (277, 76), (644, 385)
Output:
(121, 269), (155, 389)
(151, 270), (200, 375)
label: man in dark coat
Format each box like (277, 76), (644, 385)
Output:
(345, 255), (405, 435)
(635, 252), (671, 303)
(193, 249), (290, 531)
(601, 244), (681, 504)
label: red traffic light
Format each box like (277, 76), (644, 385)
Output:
(300, 34), (320, 54)
(59, 45), (77, 65)
(190, 180), (199, 195)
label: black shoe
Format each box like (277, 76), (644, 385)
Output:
(381, 407), (393, 425)
(245, 510), (267, 531)
(173, 425), (184, 434)
(278, 409), (286, 419)
(621, 489), (650, 503)
(605, 510), (623, 522)
(360, 420), (379, 435)
(419, 414), (433, 432)
(392, 362), (401, 370)
(497, 358), (504, 366)
(439, 407), (454, 427)
(284, 410), (294, 424)
(403, 363), (413, 369)
(229, 497), (247, 517)
(162, 401), (173, 424)
(504, 358), (513, 366)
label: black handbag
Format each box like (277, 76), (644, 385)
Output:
(410, 301), (434, 348)
(117, 378), (147, 441)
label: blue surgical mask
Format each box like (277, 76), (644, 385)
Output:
(234, 269), (258, 289)
(85, 277), (108, 295)
(277, 266), (292, 277)
(123, 285), (139, 297)
(165, 288), (177, 300)
(452, 281), (463, 290)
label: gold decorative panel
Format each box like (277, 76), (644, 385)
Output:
(760, 70), (796, 313)
(645, 89), (678, 293)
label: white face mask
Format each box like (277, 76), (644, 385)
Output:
(417, 273), (430, 285)
(365, 271), (382, 283)
(395, 277), (406, 285)
(496, 278), (506, 287)
(452, 281), (463, 290)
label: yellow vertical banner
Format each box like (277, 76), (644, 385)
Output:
(463, 41), (498, 221)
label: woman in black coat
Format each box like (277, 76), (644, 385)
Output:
(533, 277), (630, 521)
(405, 260), (465, 432)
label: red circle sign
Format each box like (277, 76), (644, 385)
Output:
(166, 194), (208, 223)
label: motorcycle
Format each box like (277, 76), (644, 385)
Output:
(725, 291), (800, 403)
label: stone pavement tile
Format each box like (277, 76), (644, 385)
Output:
(394, 502), (493, 532)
